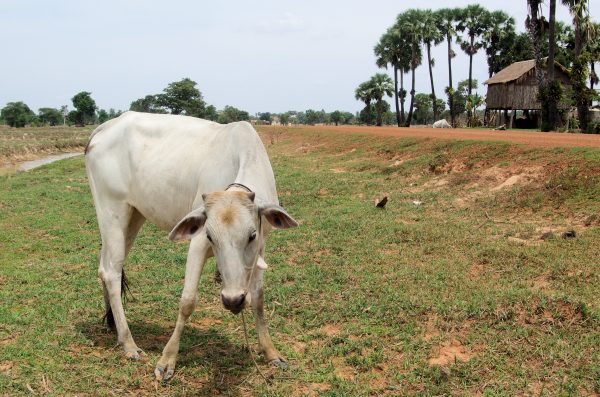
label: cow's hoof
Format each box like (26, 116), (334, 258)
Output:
(155, 363), (175, 381)
(269, 358), (288, 369)
(125, 347), (143, 360)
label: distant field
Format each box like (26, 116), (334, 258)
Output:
(0, 125), (91, 165)
(1, 125), (600, 396)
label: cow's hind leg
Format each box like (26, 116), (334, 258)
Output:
(97, 204), (145, 359)
(103, 208), (145, 331)
(155, 235), (210, 381)
(251, 275), (287, 369)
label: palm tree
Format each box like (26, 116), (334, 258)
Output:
(368, 74), (395, 126)
(588, 23), (600, 98)
(562, 0), (596, 130)
(546, 0), (559, 130)
(374, 28), (411, 126)
(456, 5), (490, 97)
(420, 9), (444, 121)
(399, 9), (424, 127)
(482, 11), (516, 78)
(435, 8), (460, 127)
(527, 1), (546, 129)
(355, 81), (374, 125)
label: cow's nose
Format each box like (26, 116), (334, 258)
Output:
(221, 292), (247, 314)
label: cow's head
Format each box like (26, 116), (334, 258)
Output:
(168, 191), (297, 314)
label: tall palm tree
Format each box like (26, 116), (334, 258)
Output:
(374, 28), (411, 126)
(420, 9), (444, 121)
(354, 81), (374, 125)
(399, 9), (424, 127)
(588, 23), (600, 89)
(527, 1), (546, 127)
(435, 8), (460, 127)
(588, 23), (600, 95)
(562, 0), (596, 130)
(482, 11), (516, 78)
(368, 73), (395, 126)
(546, 0), (559, 130)
(456, 5), (490, 97)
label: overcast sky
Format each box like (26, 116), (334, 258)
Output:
(1, 0), (598, 115)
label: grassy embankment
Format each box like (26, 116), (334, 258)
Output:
(1, 125), (600, 396)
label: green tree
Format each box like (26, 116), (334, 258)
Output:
(97, 109), (109, 124)
(341, 112), (355, 124)
(156, 78), (206, 116)
(130, 95), (165, 113)
(218, 106), (250, 124)
(398, 9), (425, 126)
(258, 112), (272, 123)
(368, 73), (394, 126)
(38, 107), (63, 126)
(330, 110), (343, 126)
(305, 109), (320, 125)
(413, 93), (433, 125)
(436, 7), (461, 127)
(420, 9), (444, 121)
(71, 91), (97, 126)
(456, 5), (490, 97)
(587, 22), (600, 93)
(375, 26), (412, 126)
(279, 112), (290, 125)
(1, 102), (34, 127)
(203, 105), (218, 121)
(482, 11), (517, 77)
(562, 0), (596, 130)
(108, 109), (122, 119)
(355, 81), (374, 125)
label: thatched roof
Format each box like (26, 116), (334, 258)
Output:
(484, 59), (570, 85)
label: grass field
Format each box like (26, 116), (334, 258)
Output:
(1, 125), (600, 396)
(0, 125), (91, 169)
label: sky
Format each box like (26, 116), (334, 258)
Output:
(0, 0), (598, 115)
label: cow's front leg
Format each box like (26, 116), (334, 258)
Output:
(251, 281), (288, 369)
(155, 236), (209, 381)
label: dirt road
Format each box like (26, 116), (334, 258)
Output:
(291, 125), (600, 149)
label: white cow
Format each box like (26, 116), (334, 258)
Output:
(85, 111), (298, 381)
(432, 119), (452, 128)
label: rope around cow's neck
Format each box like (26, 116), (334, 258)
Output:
(224, 183), (272, 385)
(240, 209), (272, 385)
(241, 311), (271, 384)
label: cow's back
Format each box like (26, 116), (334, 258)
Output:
(85, 112), (277, 231)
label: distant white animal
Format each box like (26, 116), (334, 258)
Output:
(85, 111), (298, 381)
(432, 119), (452, 128)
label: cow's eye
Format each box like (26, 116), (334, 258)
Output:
(206, 233), (213, 243)
(249, 231), (256, 243)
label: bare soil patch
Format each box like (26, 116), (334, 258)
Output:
(288, 125), (600, 148)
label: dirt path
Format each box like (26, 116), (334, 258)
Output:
(291, 125), (600, 149)
(18, 152), (82, 171)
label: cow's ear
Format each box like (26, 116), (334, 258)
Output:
(259, 204), (298, 229)
(169, 207), (207, 241)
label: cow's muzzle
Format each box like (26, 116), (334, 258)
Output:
(221, 291), (247, 314)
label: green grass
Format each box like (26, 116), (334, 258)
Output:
(1, 126), (600, 396)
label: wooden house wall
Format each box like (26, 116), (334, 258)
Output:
(485, 70), (571, 110)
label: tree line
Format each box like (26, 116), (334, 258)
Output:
(0, 92), (121, 128)
(1, 77), (359, 128)
(358, 3), (598, 130)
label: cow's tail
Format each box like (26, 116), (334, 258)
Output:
(103, 269), (131, 331)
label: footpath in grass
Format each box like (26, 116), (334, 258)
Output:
(1, 126), (600, 396)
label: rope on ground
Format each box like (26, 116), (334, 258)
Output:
(241, 311), (272, 385)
